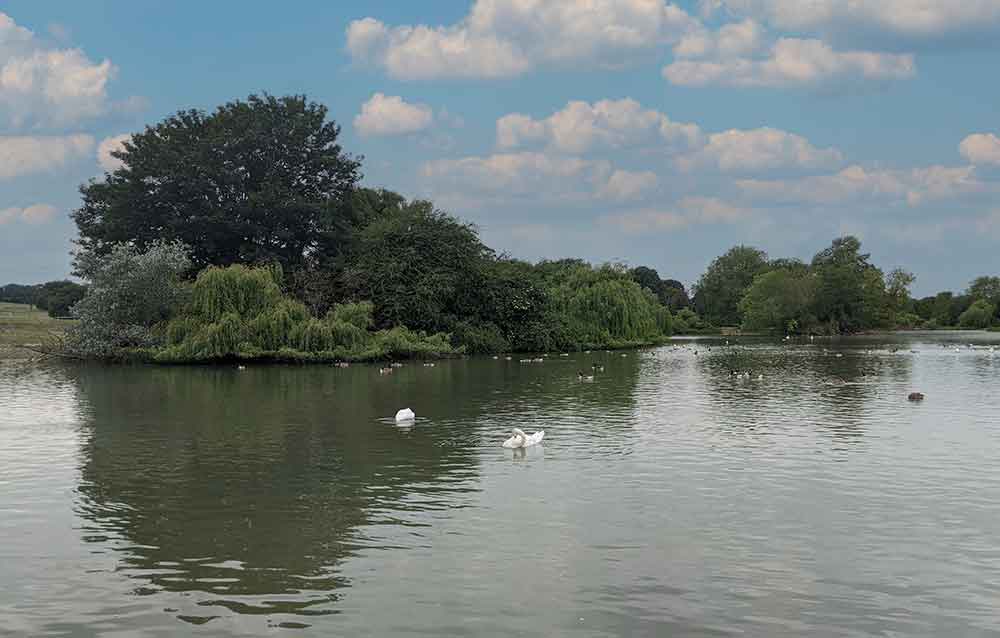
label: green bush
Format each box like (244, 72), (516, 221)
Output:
(156, 264), (459, 363)
(959, 300), (996, 329)
(452, 321), (509, 354)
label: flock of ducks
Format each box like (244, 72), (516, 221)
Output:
(234, 336), (1000, 445)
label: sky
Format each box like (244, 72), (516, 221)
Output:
(2, 1), (1000, 296)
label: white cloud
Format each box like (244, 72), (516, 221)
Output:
(674, 19), (765, 59)
(497, 98), (702, 154)
(0, 12), (118, 127)
(0, 203), (57, 225)
(0, 134), (94, 179)
(702, 0), (1000, 43)
(677, 127), (842, 173)
(97, 133), (130, 172)
(598, 170), (659, 201)
(737, 164), (983, 207)
(354, 93), (434, 137)
(959, 133), (1000, 166)
(421, 151), (654, 203)
(601, 196), (748, 233)
(347, 0), (699, 80)
(664, 37), (915, 89)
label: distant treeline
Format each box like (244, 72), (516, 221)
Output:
(689, 241), (999, 334)
(20, 93), (997, 361)
(0, 281), (85, 318)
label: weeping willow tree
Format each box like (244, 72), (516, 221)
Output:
(155, 264), (457, 362)
(538, 261), (672, 349)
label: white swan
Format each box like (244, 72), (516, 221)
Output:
(395, 408), (415, 423)
(502, 427), (544, 449)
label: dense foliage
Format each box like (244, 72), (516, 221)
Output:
(157, 264), (457, 362)
(0, 281), (85, 317)
(72, 94), (362, 276)
(629, 267), (690, 311)
(39, 92), (996, 362)
(692, 246), (769, 326)
(65, 241), (192, 358)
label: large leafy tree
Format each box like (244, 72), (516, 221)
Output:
(36, 280), (87, 318)
(739, 268), (817, 334)
(73, 94), (361, 275)
(809, 236), (896, 333)
(629, 267), (690, 311)
(341, 199), (495, 334)
(692, 245), (769, 326)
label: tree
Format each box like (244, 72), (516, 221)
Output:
(661, 279), (691, 311)
(739, 268), (817, 334)
(692, 245), (769, 326)
(968, 276), (1000, 303)
(342, 199), (494, 334)
(36, 280), (86, 318)
(629, 267), (690, 311)
(810, 236), (884, 333)
(959, 300), (996, 329)
(66, 241), (192, 358)
(884, 268), (916, 327)
(0, 283), (42, 306)
(72, 94), (362, 276)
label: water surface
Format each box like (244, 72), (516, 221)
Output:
(2, 333), (999, 636)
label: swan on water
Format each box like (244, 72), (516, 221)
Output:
(502, 427), (544, 449)
(395, 408), (416, 423)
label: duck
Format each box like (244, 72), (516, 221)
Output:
(237, 365), (246, 371)
(502, 427), (544, 449)
(578, 371), (595, 382)
(379, 366), (393, 375)
(532, 357), (545, 363)
(395, 408), (416, 423)
(908, 392), (925, 402)
(391, 362), (404, 368)
(422, 362), (436, 367)
(592, 364), (605, 372)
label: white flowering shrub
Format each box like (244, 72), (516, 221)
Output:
(66, 241), (192, 358)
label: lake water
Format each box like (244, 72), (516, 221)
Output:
(2, 333), (1000, 637)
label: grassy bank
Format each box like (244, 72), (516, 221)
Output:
(0, 302), (74, 360)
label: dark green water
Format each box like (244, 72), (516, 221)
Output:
(2, 333), (1000, 636)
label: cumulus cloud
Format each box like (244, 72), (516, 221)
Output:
(497, 98), (702, 154)
(737, 164), (983, 207)
(701, 0), (1000, 45)
(601, 196), (748, 233)
(664, 36), (915, 90)
(354, 93), (434, 137)
(421, 151), (654, 203)
(0, 134), (94, 179)
(598, 170), (659, 201)
(97, 133), (130, 172)
(347, 0), (699, 80)
(959, 133), (1000, 166)
(0, 203), (57, 225)
(677, 127), (842, 173)
(0, 12), (119, 127)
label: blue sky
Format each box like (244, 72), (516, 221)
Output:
(2, 1), (1000, 296)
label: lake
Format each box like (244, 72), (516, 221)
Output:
(2, 333), (1000, 637)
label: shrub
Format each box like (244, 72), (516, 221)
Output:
(66, 240), (192, 358)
